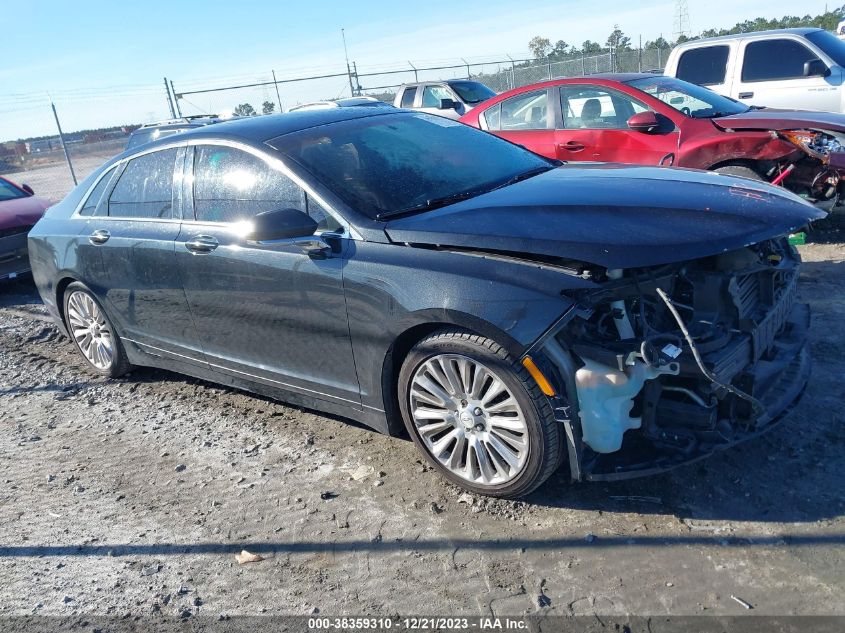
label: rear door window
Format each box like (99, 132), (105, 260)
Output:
(400, 87), (417, 108)
(676, 46), (730, 85)
(742, 39), (818, 81)
(107, 149), (178, 219)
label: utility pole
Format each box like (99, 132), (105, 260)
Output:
(673, 0), (690, 41)
(271, 70), (283, 111)
(51, 102), (77, 186)
(408, 61), (418, 82)
(352, 62), (362, 96)
(461, 57), (471, 79)
(506, 55), (516, 90)
(341, 28), (356, 97)
(163, 77), (176, 118)
(169, 80), (183, 117)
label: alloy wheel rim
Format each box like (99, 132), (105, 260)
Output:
(67, 291), (114, 370)
(409, 354), (529, 486)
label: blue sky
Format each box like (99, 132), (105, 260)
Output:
(0, 0), (832, 141)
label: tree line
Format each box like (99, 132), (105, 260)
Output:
(528, 5), (845, 60)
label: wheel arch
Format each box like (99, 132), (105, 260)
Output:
(379, 310), (526, 437)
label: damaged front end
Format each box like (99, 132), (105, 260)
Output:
(530, 237), (810, 481)
(773, 129), (845, 206)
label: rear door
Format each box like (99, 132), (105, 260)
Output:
(557, 84), (678, 165)
(483, 88), (556, 158)
(733, 37), (839, 111)
(673, 44), (734, 98)
(84, 144), (205, 364)
(175, 142), (361, 407)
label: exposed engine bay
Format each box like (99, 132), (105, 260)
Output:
(541, 237), (811, 480)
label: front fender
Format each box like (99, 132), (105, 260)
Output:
(342, 240), (597, 422)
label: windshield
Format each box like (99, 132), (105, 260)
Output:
(628, 76), (749, 118)
(806, 30), (845, 67)
(449, 81), (496, 104)
(271, 112), (553, 219)
(0, 178), (26, 202)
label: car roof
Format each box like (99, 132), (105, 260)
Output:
(147, 107), (399, 146)
(674, 27), (823, 46)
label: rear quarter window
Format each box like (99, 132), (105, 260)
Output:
(676, 46), (730, 85)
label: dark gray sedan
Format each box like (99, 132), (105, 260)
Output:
(28, 108), (822, 497)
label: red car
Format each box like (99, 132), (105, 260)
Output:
(460, 73), (845, 206)
(0, 176), (51, 280)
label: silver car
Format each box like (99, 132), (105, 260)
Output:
(393, 80), (496, 119)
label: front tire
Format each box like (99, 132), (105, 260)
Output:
(398, 329), (563, 498)
(63, 282), (131, 378)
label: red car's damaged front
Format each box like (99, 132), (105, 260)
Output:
(461, 74), (845, 208)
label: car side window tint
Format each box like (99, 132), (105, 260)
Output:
(421, 85), (452, 107)
(108, 149), (177, 219)
(192, 145), (306, 224)
(79, 169), (114, 216)
(499, 91), (549, 130)
(742, 39), (817, 82)
(560, 87), (642, 130)
(400, 87), (417, 108)
(482, 104), (501, 131)
(676, 46), (730, 85)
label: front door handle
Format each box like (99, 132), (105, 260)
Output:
(89, 229), (110, 245)
(559, 141), (585, 152)
(184, 235), (219, 254)
(738, 91), (754, 99)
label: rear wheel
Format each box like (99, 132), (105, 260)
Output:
(714, 165), (764, 181)
(398, 329), (563, 498)
(63, 282), (131, 378)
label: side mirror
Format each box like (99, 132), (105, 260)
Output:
(439, 98), (459, 110)
(21, 183), (34, 196)
(627, 111), (660, 133)
(247, 208), (317, 241)
(803, 58), (828, 77)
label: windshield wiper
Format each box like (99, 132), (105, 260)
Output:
(491, 164), (557, 191)
(376, 190), (484, 221)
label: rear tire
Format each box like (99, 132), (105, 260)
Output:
(63, 282), (131, 378)
(398, 328), (563, 498)
(714, 165), (764, 181)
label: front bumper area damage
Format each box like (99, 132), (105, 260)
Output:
(531, 237), (811, 481)
(0, 228), (32, 280)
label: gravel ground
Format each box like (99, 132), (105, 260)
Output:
(0, 243), (843, 622)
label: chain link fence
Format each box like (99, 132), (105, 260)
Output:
(1, 47), (670, 199)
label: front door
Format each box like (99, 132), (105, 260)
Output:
(175, 143), (361, 407)
(732, 38), (841, 112)
(557, 85), (679, 165)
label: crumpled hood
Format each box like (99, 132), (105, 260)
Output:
(0, 196), (51, 231)
(384, 164), (824, 269)
(712, 109), (845, 133)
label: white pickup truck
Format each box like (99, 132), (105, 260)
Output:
(393, 80), (496, 119)
(664, 28), (845, 112)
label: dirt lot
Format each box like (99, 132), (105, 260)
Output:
(0, 242), (843, 622)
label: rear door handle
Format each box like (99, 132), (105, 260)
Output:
(89, 229), (110, 245)
(738, 92), (754, 99)
(184, 235), (219, 254)
(559, 141), (585, 152)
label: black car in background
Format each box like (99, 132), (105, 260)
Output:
(28, 108), (821, 497)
